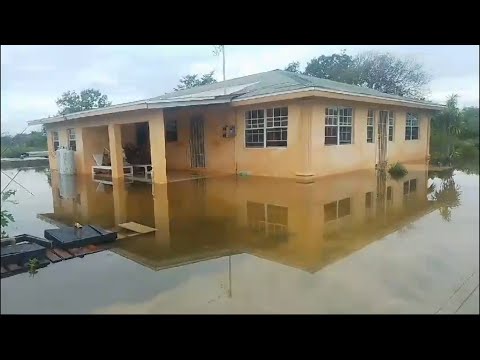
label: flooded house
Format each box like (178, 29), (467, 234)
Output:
(28, 70), (444, 183)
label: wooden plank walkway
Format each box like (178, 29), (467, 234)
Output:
(1, 244), (106, 279)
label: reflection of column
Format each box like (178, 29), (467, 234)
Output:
(149, 110), (168, 184)
(108, 123), (124, 179)
(152, 182), (170, 249)
(112, 179), (128, 226)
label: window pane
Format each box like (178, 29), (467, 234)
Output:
(324, 201), (337, 222)
(245, 129), (264, 148)
(266, 129), (287, 147)
(274, 108), (280, 117)
(338, 198), (351, 218)
(412, 126), (419, 140)
(405, 126), (411, 140)
(367, 127), (374, 143)
(387, 186), (393, 201)
(403, 181), (410, 195)
(247, 201), (265, 230)
(280, 107), (288, 116)
(325, 136), (337, 145)
(365, 192), (373, 209)
(389, 126), (394, 141)
(267, 204), (288, 225)
(410, 179), (417, 192)
(339, 126), (352, 144)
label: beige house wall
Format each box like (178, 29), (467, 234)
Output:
(43, 95), (434, 181)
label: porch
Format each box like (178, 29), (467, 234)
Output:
(77, 105), (235, 184)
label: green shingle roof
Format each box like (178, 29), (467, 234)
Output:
(150, 69), (443, 108)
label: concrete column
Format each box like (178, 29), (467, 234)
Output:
(46, 129), (59, 171)
(149, 110), (168, 184)
(295, 101), (315, 183)
(108, 123), (124, 179)
(152, 182), (171, 249)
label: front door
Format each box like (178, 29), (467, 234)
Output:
(190, 116), (206, 168)
(377, 110), (389, 168)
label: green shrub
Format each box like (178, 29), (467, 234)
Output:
(388, 162), (408, 179)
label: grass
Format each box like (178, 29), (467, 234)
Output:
(1, 146), (46, 159)
(388, 162), (408, 179)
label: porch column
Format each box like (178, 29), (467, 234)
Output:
(152, 182), (170, 249)
(46, 129), (58, 171)
(295, 100), (315, 183)
(148, 110), (168, 184)
(108, 123), (124, 179)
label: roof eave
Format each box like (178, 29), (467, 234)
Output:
(232, 87), (445, 110)
(27, 97), (233, 126)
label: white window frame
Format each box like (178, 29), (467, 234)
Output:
(367, 109), (375, 143)
(324, 197), (351, 222)
(52, 131), (60, 151)
(405, 113), (420, 140)
(403, 178), (417, 195)
(324, 107), (354, 145)
(67, 128), (76, 151)
(247, 201), (288, 236)
(388, 111), (395, 141)
(245, 107), (288, 148)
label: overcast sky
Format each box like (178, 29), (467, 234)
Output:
(1, 45), (479, 134)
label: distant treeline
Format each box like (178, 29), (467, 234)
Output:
(1, 131), (47, 158)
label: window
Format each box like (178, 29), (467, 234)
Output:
(387, 186), (393, 201)
(324, 197), (351, 222)
(388, 111), (395, 141)
(245, 107), (288, 148)
(165, 119), (178, 142)
(403, 179), (417, 195)
(247, 201), (288, 238)
(325, 107), (353, 145)
(366, 110), (375, 143)
(405, 113), (419, 140)
(365, 192), (373, 209)
(67, 128), (76, 151)
(52, 131), (59, 151)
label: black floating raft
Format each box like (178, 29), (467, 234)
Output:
(44, 225), (117, 249)
(1, 241), (47, 266)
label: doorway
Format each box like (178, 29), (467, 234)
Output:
(190, 116), (206, 168)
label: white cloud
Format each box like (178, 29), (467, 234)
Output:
(1, 45), (478, 134)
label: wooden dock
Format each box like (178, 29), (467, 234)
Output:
(1, 244), (105, 279)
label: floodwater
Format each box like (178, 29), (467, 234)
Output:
(1, 164), (478, 314)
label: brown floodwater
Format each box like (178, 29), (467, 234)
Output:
(1, 164), (478, 314)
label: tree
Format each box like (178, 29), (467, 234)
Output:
(353, 52), (430, 99)
(303, 51), (356, 83)
(174, 71), (217, 91)
(56, 89), (112, 115)
(284, 61), (301, 73)
(1, 190), (17, 239)
(286, 50), (430, 99)
(431, 94), (464, 161)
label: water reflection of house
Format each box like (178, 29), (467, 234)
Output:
(38, 163), (439, 273)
